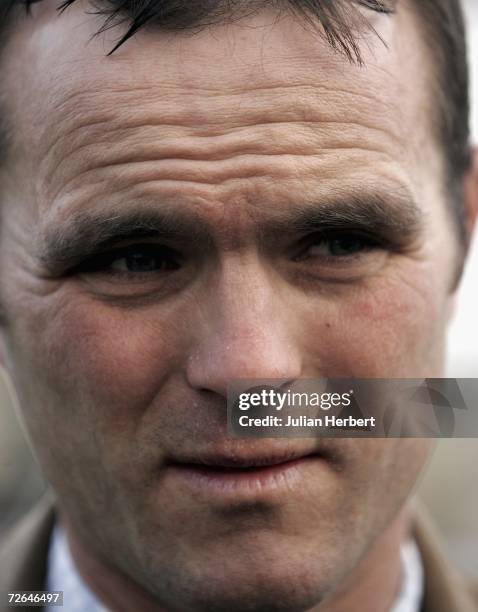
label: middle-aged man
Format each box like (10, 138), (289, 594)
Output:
(0, 0), (477, 611)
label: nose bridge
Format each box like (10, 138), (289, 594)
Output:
(219, 256), (273, 329)
(186, 257), (302, 394)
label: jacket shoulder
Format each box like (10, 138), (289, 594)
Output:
(466, 577), (478, 608)
(413, 504), (478, 612)
(0, 493), (55, 599)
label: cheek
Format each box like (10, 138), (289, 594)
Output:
(301, 270), (449, 377)
(11, 292), (189, 421)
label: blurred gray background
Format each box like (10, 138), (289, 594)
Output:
(1, 0), (478, 576)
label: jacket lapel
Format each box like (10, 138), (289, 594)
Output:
(413, 506), (476, 612)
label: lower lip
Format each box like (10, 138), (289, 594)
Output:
(163, 456), (325, 500)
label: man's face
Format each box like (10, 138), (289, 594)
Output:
(0, 2), (461, 611)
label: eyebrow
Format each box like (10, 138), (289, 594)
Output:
(37, 209), (211, 274)
(37, 191), (423, 274)
(281, 192), (423, 247)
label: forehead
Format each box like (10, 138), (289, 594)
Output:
(1, 2), (436, 226)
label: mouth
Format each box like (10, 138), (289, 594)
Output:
(163, 449), (330, 500)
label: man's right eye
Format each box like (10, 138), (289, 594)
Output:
(77, 244), (182, 277)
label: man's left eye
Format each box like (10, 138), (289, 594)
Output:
(299, 232), (378, 259)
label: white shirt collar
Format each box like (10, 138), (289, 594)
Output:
(391, 539), (424, 612)
(46, 524), (110, 612)
(47, 524), (423, 612)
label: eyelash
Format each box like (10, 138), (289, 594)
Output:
(294, 230), (382, 262)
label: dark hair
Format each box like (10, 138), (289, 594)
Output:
(0, 0), (471, 237)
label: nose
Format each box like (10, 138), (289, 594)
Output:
(186, 262), (303, 397)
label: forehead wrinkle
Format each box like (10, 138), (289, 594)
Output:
(43, 144), (402, 214)
(38, 82), (405, 207)
(33, 43), (405, 165)
(44, 120), (401, 193)
(43, 81), (394, 150)
(39, 80), (401, 167)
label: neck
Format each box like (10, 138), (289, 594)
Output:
(61, 504), (413, 612)
(318, 506), (412, 612)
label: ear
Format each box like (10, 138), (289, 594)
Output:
(446, 148), (478, 319)
(463, 146), (478, 245)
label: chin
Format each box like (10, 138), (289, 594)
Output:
(178, 591), (322, 612)
(150, 570), (326, 612)
(137, 536), (344, 612)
